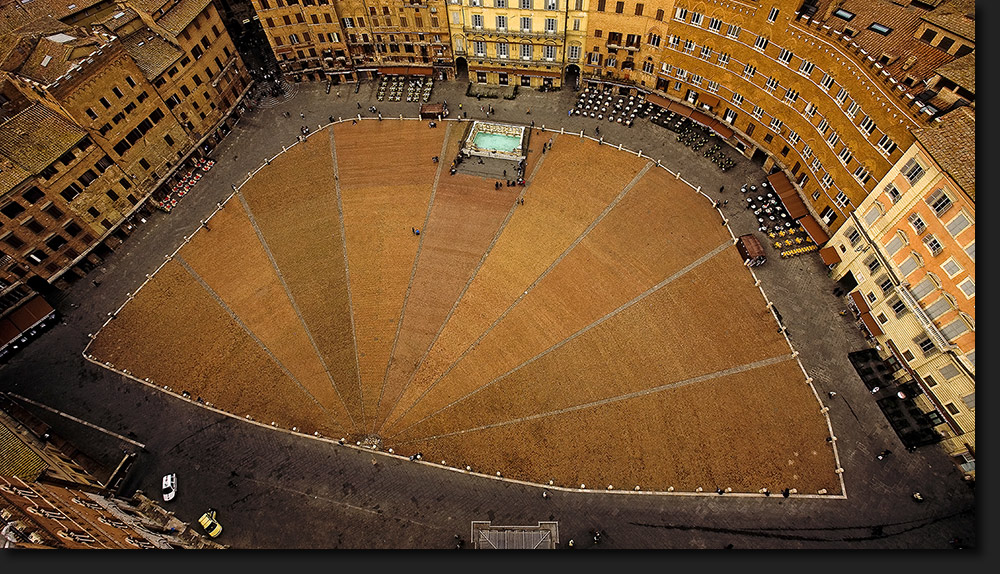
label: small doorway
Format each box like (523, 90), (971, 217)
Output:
(520, 75), (531, 87)
(564, 64), (580, 90)
(455, 57), (469, 82)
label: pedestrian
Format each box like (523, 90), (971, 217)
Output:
(530, 120), (535, 127)
(871, 386), (880, 394)
(378, 113), (382, 121)
(877, 449), (892, 460)
(782, 488), (790, 498)
(415, 229), (420, 235)
(568, 539), (575, 548)
(464, 111), (468, 118)
(595, 126), (600, 136)
(720, 185), (725, 193)
(357, 102), (361, 109)
(352, 119), (357, 125)
(299, 112), (305, 119)
(568, 109), (573, 117)
(723, 199), (728, 206)
(526, 108), (531, 115)
(459, 102), (463, 110)
(828, 391), (837, 398)
(329, 115), (335, 123)
(826, 436), (833, 443)
(92, 279), (101, 287)
(912, 492), (924, 503)
(503, 169), (507, 177)
(716, 487), (724, 495)
(542, 490), (549, 499)
(411, 227), (416, 235)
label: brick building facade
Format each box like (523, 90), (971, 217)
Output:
(0, 0), (252, 318)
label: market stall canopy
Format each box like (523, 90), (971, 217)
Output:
(860, 312), (884, 337)
(798, 214), (830, 246)
(767, 171), (809, 219)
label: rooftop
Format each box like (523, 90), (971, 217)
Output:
(0, 419), (47, 482)
(0, 154), (31, 193)
(0, 102), (86, 173)
(934, 50), (974, 94)
(120, 26), (181, 79)
(818, 0), (957, 83)
(921, 0), (975, 42)
(154, 0), (212, 36)
(911, 106), (975, 200)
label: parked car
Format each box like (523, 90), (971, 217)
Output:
(198, 509), (223, 538)
(161, 473), (177, 501)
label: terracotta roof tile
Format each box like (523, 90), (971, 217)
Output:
(0, 155), (32, 194)
(93, 7), (141, 33)
(120, 27), (181, 78)
(934, 50), (974, 94)
(154, 0), (211, 36)
(911, 106), (975, 200)
(0, 103), (86, 173)
(824, 0), (956, 82)
(0, 422), (48, 482)
(921, 0), (975, 42)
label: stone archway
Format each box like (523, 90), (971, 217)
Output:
(564, 64), (581, 91)
(455, 57), (469, 82)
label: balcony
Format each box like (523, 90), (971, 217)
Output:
(462, 27), (564, 41)
(470, 55), (560, 68)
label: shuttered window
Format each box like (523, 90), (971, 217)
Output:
(897, 256), (918, 276)
(923, 297), (951, 320)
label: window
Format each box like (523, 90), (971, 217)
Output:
(753, 36), (768, 51)
(925, 188), (953, 217)
(707, 81), (719, 93)
(816, 118), (829, 134)
(495, 15), (506, 30)
(743, 63), (756, 79)
(691, 12), (703, 25)
(731, 92), (743, 106)
(596, 0), (605, 10)
(922, 234), (943, 256)
(854, 165), (870, 184)
(956, 277), (975, 298)
(908, 213), (926, 234)
(473, 41), (485, 56)
(877, 134), (896, 156)
(709, 18), (722, 32)
(726, 24), (740, 39)
(520, 17), (531, 32)
(615, 1), (624, 14)
(763, 76), (779, 93)
(846, 101), (860, 118)
(520, 0), (533, 7)
(798, 60), (814, 76)
(910, 277), (935, 300)
(863, 204), (881, 225)
(648, 33), (661, 47)
(897, 254), (919, 277)
(945, 213), (970, 237)
(568, 45), (581, 60)
(882, 183), (900, 204)
(543, 45), (556, 60)
(674, 7), (688, 21)
(820, 173), (834, 190)
(21, 186), (44, 204)
(769, 118), (782, 131)
(819, 205), (837, 225)
(884, 235), (903, 256)
(833, 191), (849, 208)
(717, 52), (730, 65)
(655, 9), (664, 21)
(60, 183), (83, 202)
(868, 23), (892, 36)
(751, 106), (763, 119)
(700, 46), (712, 59)
(778, 48), (793, 64)
(546, 0), (557, 9)
(838, 147), (852, 164)
(520, 43), (532, 59)
(819, 73), (834, 91)
(787, 129), (799, 144)
(723, 108), (738, 123)
(941, 258), (962, 278)
(768, 7), (779, 22)
(683, 39), (695, 54)
(642, 60), (654, 74)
